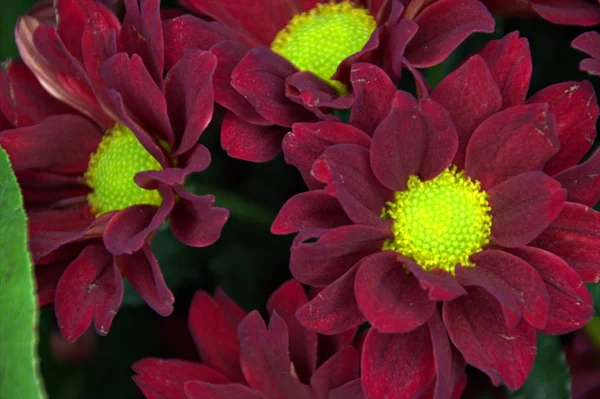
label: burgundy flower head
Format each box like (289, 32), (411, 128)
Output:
(164, 0), (494, 162)
(573, 31), (600, 76)
(273, 32), (599, 397)
(133, 280), (362, 399)
(0, 0), (229, 342)
(481, 0), (600, 26)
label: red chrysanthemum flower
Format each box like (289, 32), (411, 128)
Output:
(133, 280), (362, 399)
(0, 0), (228, 342)
(163, 0), (494, 162)
(573, 31), (600, 76)
(272, 32), (599, 397)
(481, 0), (600, 26)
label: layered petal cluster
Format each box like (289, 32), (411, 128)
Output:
(0, 0), (228, 342)
(133, 280), (363, 399)
(481, 0), (600, 26)
(165, 0), (494, 162)
(572, 31), (600, 76)
(273, 33), (599, 397)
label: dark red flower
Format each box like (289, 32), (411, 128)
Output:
(132, 280), (362, 399)
(272, 33), (599, 396)
(0, 0), (228, 342)
(164, 0), (494, 162)
(481, 0), (600, 26)
(573, 31), (600, 76)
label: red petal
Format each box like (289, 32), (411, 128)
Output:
(405, 0), (495, 67)
(355, 252), (435, 333)
(117, 246), (174, 316)
(184, 382), (261, 399)
(290, 225), (391, 287)
(403, 260), (467, 301)
(36, 262), (69, 306)
(55, 243), (123, 342)
(220, 111), (285, 163)
(271, 191), (352, 235)
(554, 149), (600, 207)
(296, 265), (365, 335)
(478, 32), (532, 109)
(460, 249), (549, 329)
(329, 379), (365, 399)
(432, 55), (502, 168)
(489, 171), (566, 248)
(572, 31), (600, 76)
(214, 287), (248, 327)
(267, 280), (317, 384)
(427, 310), (464, 399)
(310, 346), (359, 399)
(506, 246), (593, 334)
(362, 326), (435, 399)
(283, 122), (371, 190)
(465, 103), (559, 188)
(443, 287), (537, 390)
(532, 0), (600, 27)
(532, 202), (600, 283)
(370, 93), (457, 191)
(528, 81), (599, 175)
(188, 291), (245, 383)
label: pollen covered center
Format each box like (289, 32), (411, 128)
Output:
(85, 124), (163, 216)
(271, 0), (376, 93)
(383, 167), (492, 273)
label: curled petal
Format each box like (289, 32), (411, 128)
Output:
(554, 149), (600, 207)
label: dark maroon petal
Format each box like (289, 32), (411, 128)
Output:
(431, 55), (502, 168)
(505, 246), (593, 334)
(355, 252), (435, 333)
(348, 63), (397, 136)
(329, 379), (365, 399)
(103, 187), (175, 255)
(170, 186), (229, 248)
(370, 93), (457, 191)
(290, 225), (391, 286)
(572, 31), (600, 76)
(362, 326), (436, 399)
(220, 111), (285, 162)
(238, 311), (312, 399)
(188, 291), (244, 383)
(296, 265), (365, 335)
(405, 0), (495, 68)
(527, 81), (599, 175)
(427, 310), (457, 399)
(164, 50), (216, 156)
(55, 243), (123, 342)
(489, 171), (566, 247)
(185, 382), (261, 399)
(0, 114), (101, 173)
(465, 103), (559, 188)
(555, 149), (600, 207)
(460, 249), (550, 329)
(443, 287), (537, 390)
(266, 280), (317, 384)
(36, 262), (69, 306)
(310, 346), (359, 399)
(285, 72), (354, 120)
(0, 59), (73, 127)
(478, 32), (532, 109)
(403, 260), (467, 301)
(117, 246), (174, 316)
(532, 1), (600, 27)
(272, 191), (352, 235)
(282, 122), (371, 189)
(133, 358), (228, 399)
(532, 202), (600, 283)
(313, 144), (392, 227)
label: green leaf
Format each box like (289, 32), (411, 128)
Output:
(0, 148), (45, 398)
(586, 283), (600, 315)
(507, 334), (571, 399)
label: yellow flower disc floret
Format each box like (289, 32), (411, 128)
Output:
(383, 167), (492, 273)
(271, 1), (376, 93)
(85, 124), (163, 216)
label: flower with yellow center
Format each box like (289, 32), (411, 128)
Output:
(271, 1), (377, 93)
(85, 124), (163, 216)
(383, 166), (492, 273)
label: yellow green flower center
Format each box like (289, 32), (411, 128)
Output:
(85, 124), (162, 216)
(383, 167), (492, 273)
(271, 1), (376, 94)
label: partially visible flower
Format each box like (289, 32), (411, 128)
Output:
(163, 0), (494, 162)
(481, 0), (600, 26)
(572, 31), (600, 76)
(133, 280), (362, 399)
(272, 33), (598, 397)
(0, 0), (229, 342)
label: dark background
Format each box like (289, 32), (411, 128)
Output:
(1, 1), (598, 398)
